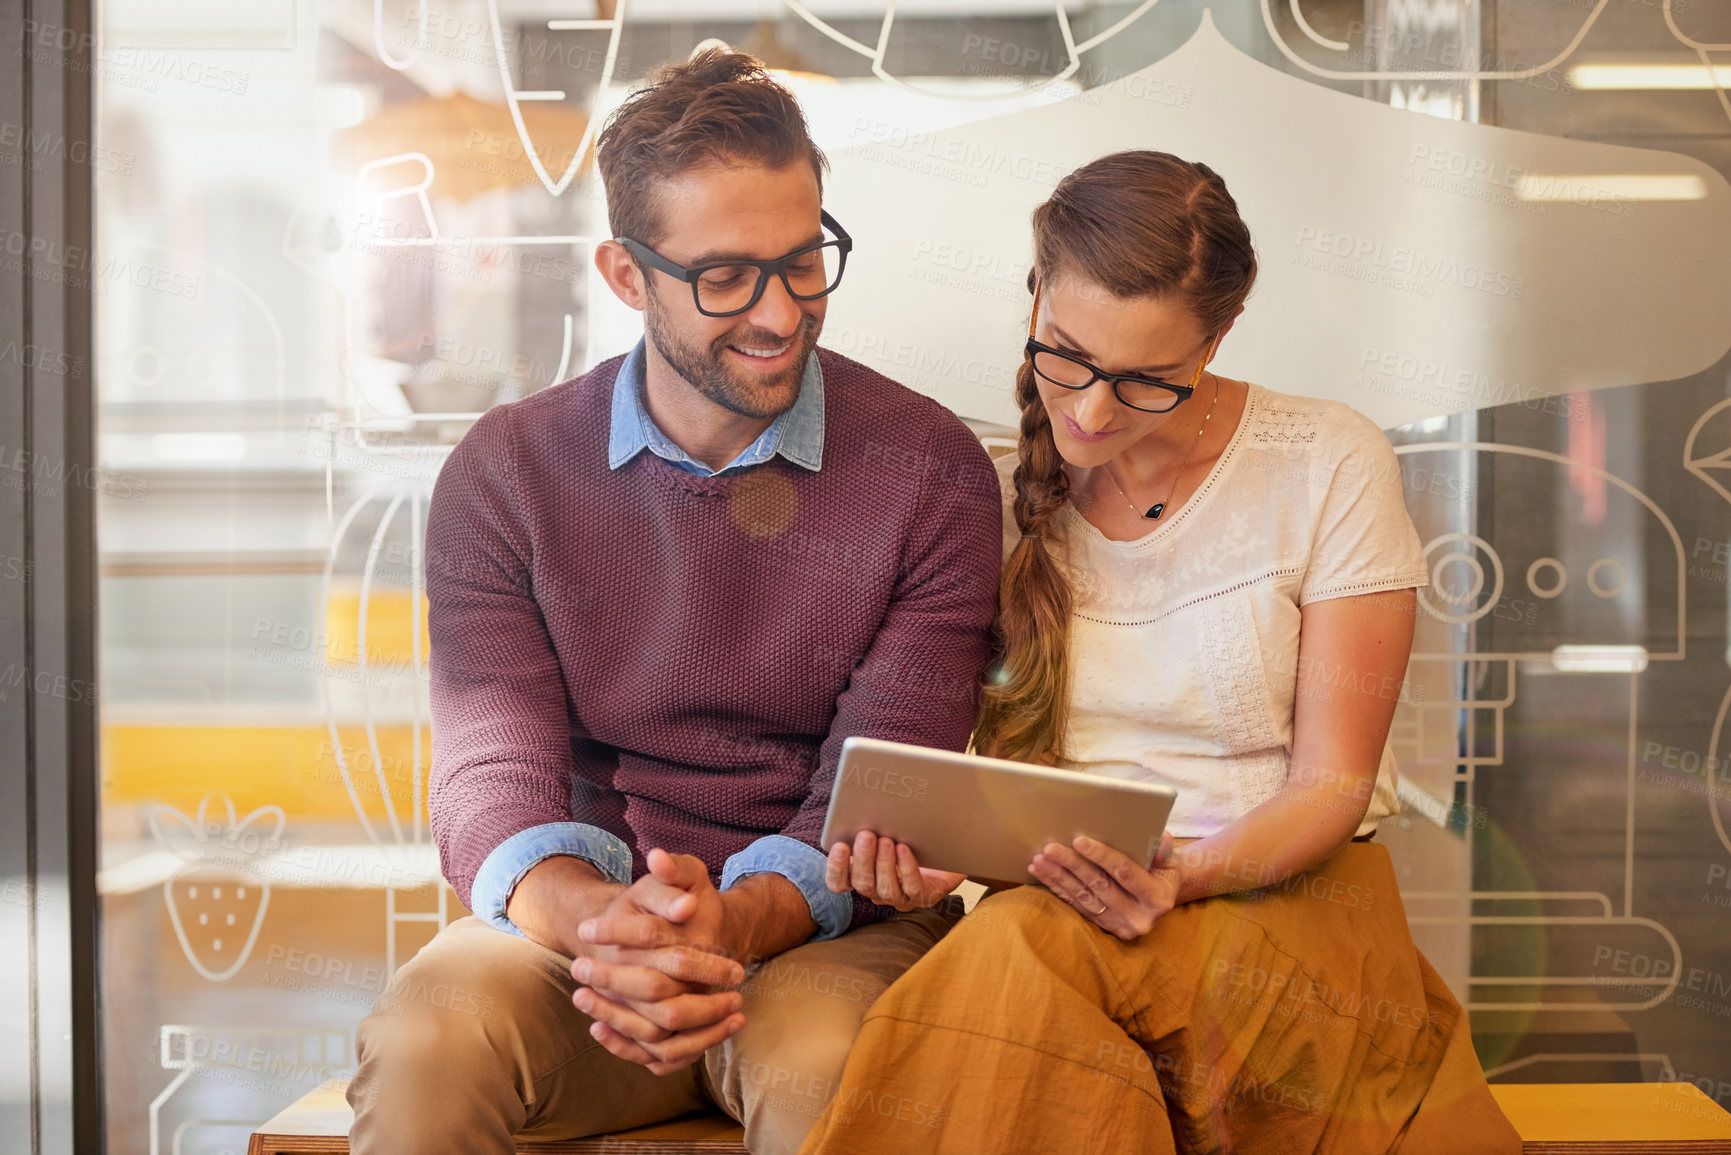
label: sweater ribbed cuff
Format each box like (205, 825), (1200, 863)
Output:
(721, 834), (854, 942)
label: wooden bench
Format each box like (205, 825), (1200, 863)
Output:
(1489, 1083), (1731, 1153)
(246, 1082), (747, 1154)
(250, 1080), (1731, 1153)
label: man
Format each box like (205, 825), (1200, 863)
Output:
(346, 49), (1002, 1155)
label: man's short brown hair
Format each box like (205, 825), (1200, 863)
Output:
(596, 48), (828, 250)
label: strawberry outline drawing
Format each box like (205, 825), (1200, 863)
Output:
(150, 794), (284, 982)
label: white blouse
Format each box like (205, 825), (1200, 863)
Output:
(996, 383), (1429, 838)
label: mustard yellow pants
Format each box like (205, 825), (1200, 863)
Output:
(798, 843), (1521, 1155)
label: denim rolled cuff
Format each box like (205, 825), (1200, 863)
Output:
(721, 834), (854, 943)
(470, 822), (633, 937)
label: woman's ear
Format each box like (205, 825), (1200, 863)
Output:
(1207, 309), (1243, 364)
(593, 240), (648, 312)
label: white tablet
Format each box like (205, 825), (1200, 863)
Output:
(821, 735), (1178, 883)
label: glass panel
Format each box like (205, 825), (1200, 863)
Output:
(93, 0), (1731, 1147)
(1374, 2), (1731, 1101)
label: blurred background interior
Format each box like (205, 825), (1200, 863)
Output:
(48, 0), (1731, 1150)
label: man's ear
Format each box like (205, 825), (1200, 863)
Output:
(594, 239), (648, 312)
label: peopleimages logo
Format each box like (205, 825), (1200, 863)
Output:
(841, 763), (928, 802)
(1293, 225), (1527, 300)
(0, 441), (148, 501)
(847, 117), (1070, 189)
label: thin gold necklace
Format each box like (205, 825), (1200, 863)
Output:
(1102, 375), (1218, 521)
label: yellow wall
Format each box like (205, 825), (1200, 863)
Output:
(104, 723), (431, 818)
(322, 587), (430, 668)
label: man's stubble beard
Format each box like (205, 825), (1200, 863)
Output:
(643, 290), (821, 421)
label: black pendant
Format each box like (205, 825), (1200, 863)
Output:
(1145, 503), (1164, 520)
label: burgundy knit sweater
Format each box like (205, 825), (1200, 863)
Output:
(425, 348), (1003, 930)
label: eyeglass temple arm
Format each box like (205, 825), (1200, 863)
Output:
(619, 237), (697, 284)
(1191, 331), (1223, 387)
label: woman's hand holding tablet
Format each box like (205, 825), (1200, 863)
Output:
(1030, 831), (1179, 940)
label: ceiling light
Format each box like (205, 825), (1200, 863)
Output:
(150, 433), (247, 462)
(1551, 645), (1649, 673)
(1569, 62), (1731, 90)
(1516, 174), (1707, 202)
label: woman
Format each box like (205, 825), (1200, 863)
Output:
(805, 152), (1521, 1154)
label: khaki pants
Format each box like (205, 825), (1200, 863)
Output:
(348, 903), (961, 1155)
(799, 844), (1523, 1155)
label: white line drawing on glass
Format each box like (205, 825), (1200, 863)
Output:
(374, 0), (424, 71)
(1287, 0), (1347, 53)
(351, 152), (590, 248)
(1697, 685), (1731, 860)
(149, 795), (283, 983)
(551, 312), (575, 384)
(128, 345), (164, 387)
(1391, 442), (1685, 1012)
(1483, 1052), (1676, 1080)
(341, 167), (583, 427)
(319, 479), (447, 973)
(1666, 0), (1731, 51)
(1682, 396), (1731, 857)
(357, 152), (439, 243)
(1660, 0), (1730, 124)
(1265, 0), (1612, 82)
(487, 0), (627, 196)
(354, 0), (624, 245)
(150, 1024), (353, 1155)
(1271, 0), (1731, 129)
(200, 255), (290, 446)
(782, 0), (1162, 100)
(1683, 396), (1731, 508)
(115, 248), (289, 446)
(780, 0), (1639, 96)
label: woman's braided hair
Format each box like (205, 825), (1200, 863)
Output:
(972, 151), (1259, 765)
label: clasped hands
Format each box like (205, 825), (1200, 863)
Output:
(569, 848), (747, 1076)
(826, 829), (1180, 941)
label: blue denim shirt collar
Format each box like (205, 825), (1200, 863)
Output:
(607, 338), (824, 475)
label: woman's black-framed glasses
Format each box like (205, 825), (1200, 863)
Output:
(1024, 280), (1218, 414)
(618, 210), (852, 318)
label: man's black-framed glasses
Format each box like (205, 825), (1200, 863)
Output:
(618, 210), (852, 318)
(1024, 280), (1216, 414)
